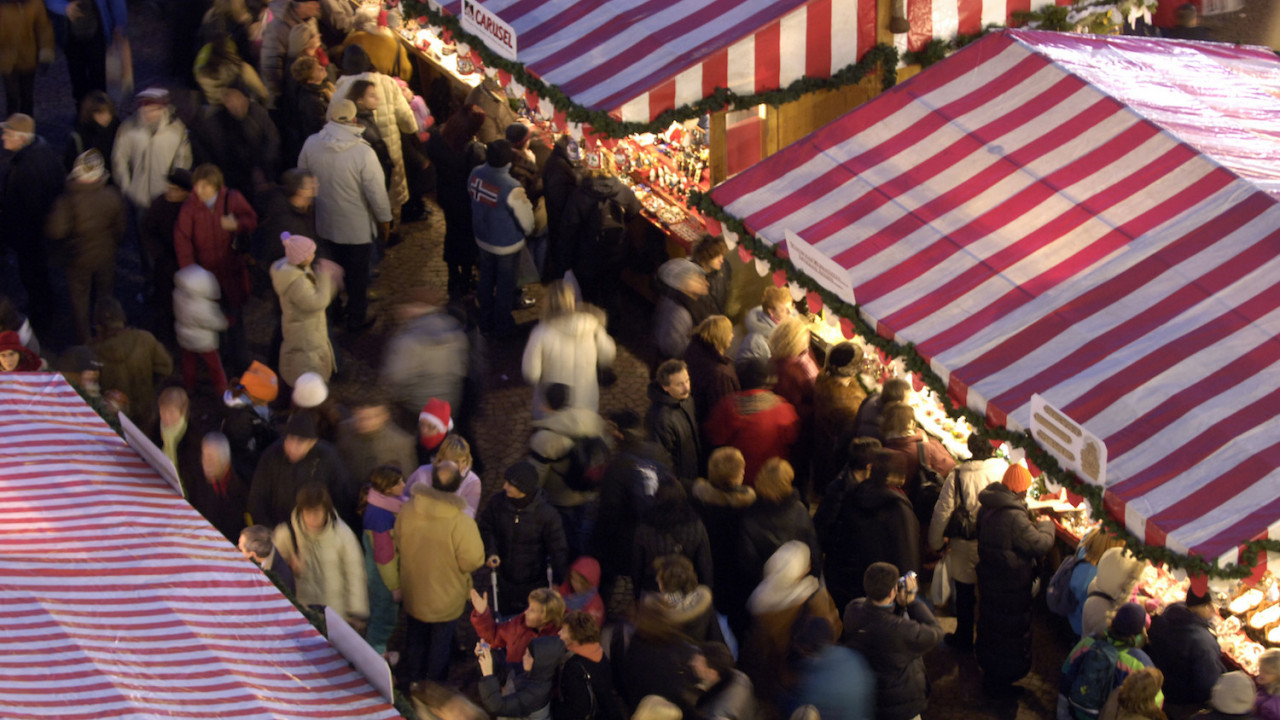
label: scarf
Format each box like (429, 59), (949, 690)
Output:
(210, 467), (231, 498)
(161, 417), (188, 469)
(367, 489), (404, 515)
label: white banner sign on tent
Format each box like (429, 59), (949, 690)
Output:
(461, 0), (518, 61)
(119, 412), (185, 498)
(326, 608), (394, 704)
(784, 229), (855, 306)
(1030, 394), (1108, 487)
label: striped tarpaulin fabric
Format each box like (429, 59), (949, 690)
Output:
(710, 30), (1280, 568)
(901, 0), (1075, 53)
(0, 374), (399, 720)
(438, 0), (878, 122)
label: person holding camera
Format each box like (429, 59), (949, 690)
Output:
(841, 562), (943, 720)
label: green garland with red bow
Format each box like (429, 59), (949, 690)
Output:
(686, 188), (1279, 582)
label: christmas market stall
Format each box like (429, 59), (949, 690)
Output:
(0, 374), (401, 719)
(695, 29), (1280, 672)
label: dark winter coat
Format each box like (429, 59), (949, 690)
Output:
(64, 119), (119, 172)
(478, 636), (566, 719)
(424, 129), (486, 266)
(188, 467), (250, 543)
(646, 381), (701, 485)
(974, 483), (1054, 687)
(592, 437), (672, 576)
(612, 631), (701, 717)
(509, 145), (544, 203)
(554, 652), (626, 720)
(632, 501), (714, 594)
(221, 402), (278, 483)
(705, 390), (800, 488)
(684, 336), (739, 430)
(191, 101), (281, 197)
(354, 108), (393, 191)
(1, 136), (65, 243)
(690, 479), (756, 615)
(45, 177), (127, 271)
(288, 81), (331, 163)
(639, 587), (725, 644)
(738, 496), (822, 594)
(541, 140), (579, 275)
(811, 374), (866, 488)
(691, 263), (732, 321)
(254, 187), (317, 267)
(248, 437), (357, 530)
(822, 480), (919, 612)
(90, 327), (173, 432)
(851, 392), (886, 440)
(842, 598), (943, 720)
(477, 489), (569, 614)
(1146, 602), (1225, 705)
(561, 175), (641, 280)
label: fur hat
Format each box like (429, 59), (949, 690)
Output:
(504, 461), (539, 496)
(291, 372), (328, 408)
(419, 398), (453, 451)
(1002, 464), (1033, 494)
(1211, 671), (1256, 715)
(281, 233), (317, 266)
(1109, 602), (1147, 639)
(825, 342), (863, 377)
(237, 360), (278, 403)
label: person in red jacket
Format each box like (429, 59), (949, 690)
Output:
(706, 356), (800, 487)
(175, 163), (258, 371)
(559, 555), (606, 628)
(469, 585), (564, 671)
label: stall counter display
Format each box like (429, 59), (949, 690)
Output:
(1217, 580), (1280, 675)
(397, 17), (483, 88)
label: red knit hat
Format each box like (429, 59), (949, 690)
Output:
(419, 398), (453, 451)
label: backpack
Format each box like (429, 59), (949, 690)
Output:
(942, 467), (978, 540)
(1063, 637), (1120, 719)
(1047, 550), (1086, 618)
(562, 434), (610, 492)
(593, 195), (627, 257)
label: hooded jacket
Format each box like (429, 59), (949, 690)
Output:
(926, 456), (1006, 585)
(331, 46), (417, 209)
(734, 307), (779, 364)
(842, 598), (943, 720)
(298, 120), (391, 245)
(173, 264), (228, 353)
(1145, 602), (1224, 705)
(477, 489), (569, 608)
(975, 482), (1055, 687)
(1080, 547), (1145, 638)
(270, 258), (337, 385)
(822, 479), (919, 610)
(112, 108), (192, 208)
(529, 406), (609, 507)
(559, 556), (606, 627)
(396, 483), (485, 622)
(645, 380), (701, 484)
(479, 636), (567, 720)
(381, 309), (469, 421)
(705, 389), (800, 488)
(639, 587), (724, 644)
(523, 311), (616, 419)
(45, 176), (127, 270)
(272, 507), (368, 618)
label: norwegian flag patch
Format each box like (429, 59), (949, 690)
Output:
(469, 176), (500, 207)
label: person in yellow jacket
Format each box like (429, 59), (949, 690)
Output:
(395, 461), (485, 684)
(337, 6), (411, 82)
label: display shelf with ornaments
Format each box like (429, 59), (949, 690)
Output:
(395, 16), (484, 88)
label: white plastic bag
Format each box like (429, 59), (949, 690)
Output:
(930, 554), (952, 607)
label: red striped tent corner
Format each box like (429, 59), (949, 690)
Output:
(0, 374), (399, 720)
(710, 30), (1280, 570)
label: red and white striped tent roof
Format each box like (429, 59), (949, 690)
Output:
(710, 30), (1280, 571)
(438, 0), (878, 123)
(0, 375), (399, 720)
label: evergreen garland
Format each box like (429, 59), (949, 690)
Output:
(687, 188), (1272, 581)
(400, 0), (899, 137)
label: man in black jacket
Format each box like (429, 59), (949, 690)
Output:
(1146, 588), (1225, 710)
(1, 113), (65, 338)
(842, 562), (943, 720)
(645, 359), (700, 488)
(555, 611), (626, 720)
(248, 412), (357, 531)
(478, 461), (569, 617)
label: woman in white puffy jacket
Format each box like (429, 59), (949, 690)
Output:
(927, 435), (1008, 651)
(273, 484), (368, 623)
(173, 264), (228, 394)
(521, 280), (616, 420)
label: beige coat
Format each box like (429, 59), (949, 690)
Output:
(270, 259), (336, 386)
(395, 483), (485, 623)
(331, 71), (416, 211)
(273, 510), (368, 618)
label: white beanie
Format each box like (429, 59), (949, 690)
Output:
(291, 372), (328, 408)
(1212, 671), (1256, 715)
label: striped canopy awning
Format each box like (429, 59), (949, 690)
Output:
(0, 375), (399, 720)
(437, 0), (878, 122)
(710, 30), (1280, 570)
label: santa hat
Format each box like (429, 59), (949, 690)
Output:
(419, 398), (453, 451)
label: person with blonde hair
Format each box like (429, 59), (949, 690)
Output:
(735, 286), (793, 363)
(469, 585), (565, 672)
(404, 434), (482, 518)
(684, 315), (739, 429)
(691, 446), (755, 624)
(522, 279), (616, 419)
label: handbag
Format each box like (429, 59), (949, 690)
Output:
(930, 553), (953, 607)
(943, 466), (978, 540)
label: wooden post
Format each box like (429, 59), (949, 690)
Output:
(709, 110), (728, 186)
(761, 104), (780, 160)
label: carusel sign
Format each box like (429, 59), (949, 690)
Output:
(462, 0), (518, 61)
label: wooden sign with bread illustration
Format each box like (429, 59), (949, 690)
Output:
(1030, 394), (1109, 487)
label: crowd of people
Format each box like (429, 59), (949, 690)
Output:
(0, 2), (1276, 720)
